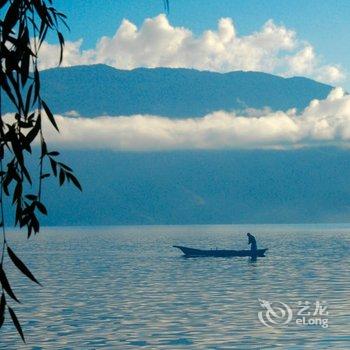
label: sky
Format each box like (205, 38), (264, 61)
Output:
(52, 0), (350, 89)
(28, 0), (350, 151)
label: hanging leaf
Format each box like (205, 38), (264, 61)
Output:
(3, 0), (20, 34)
(25, 194), (37, 201)
(0, 73), (19, 109)
(12, 182), (22, 205)
(0, 293), (5, 329)
(31, 214), (40, 234)
(58, 162), (73, 172)
(24, 84), (34, 116)
(57, 31), (64, 64)
(47, 151), (59, 157)
(21, 29), (30, 86)
(42, 100), (59, 131)
(8, 307), (25, 343)
(33, 66), (40, 104)
(59, 168), (65, 186)
(7, 247), (42, 286)
(35, 201), (48, 215)
(66, 173), (82, 192)
(0, 266), (20, 303)
(49, 157), (58, 176)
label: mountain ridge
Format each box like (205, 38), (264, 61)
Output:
(2, 65), (344, 225)
(2, 64), (333, 117)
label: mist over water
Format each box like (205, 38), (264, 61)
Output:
(1, 224), (349, 349)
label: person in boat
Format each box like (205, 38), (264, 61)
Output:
(247, 232), (257, 260)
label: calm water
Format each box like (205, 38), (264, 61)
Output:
(0, 224), (349, 349)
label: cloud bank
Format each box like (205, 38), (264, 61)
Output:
(39, 88), (350, 151)
(39, 15), (344, 84)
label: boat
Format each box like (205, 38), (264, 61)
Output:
(173, 245), (268, 258)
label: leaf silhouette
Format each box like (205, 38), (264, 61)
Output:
(3, 0), (19, 33)
(67, 173), (82, 192)
(49, 157), (58, 176)
(58, 162), (73, 172)
(8, 307), (25, 343)
(7, 247), (42, 286)
(42, 100), (59, 132)
(0, 293), (5, 329)
(0, 265), (20, 303)
(57, 31), (65, 64)
(59, 168), (65, 186)
(35, 201), (48, 215)
(24, 114), (41, 147)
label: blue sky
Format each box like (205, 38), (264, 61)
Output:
(54, 0), (350, 88)
(33, 1), (350, 152)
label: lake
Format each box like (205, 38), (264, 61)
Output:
(1, 224), (349, 349)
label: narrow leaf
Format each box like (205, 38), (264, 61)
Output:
(57, 32), (64, 64)
(59, 168), (65, 186)
(7, 247), (41, 285)
(42, 100), (59, 131)
(25, 194), (37, 201)
(49, 157), (57, 176)
(58, 162), (72, 172)
(35, 201), (48, 215)
(8, 307), (25, 343)
(47, 151), (59, 156)
(67, 173), (82, 192)
(24, 115), (41, 147)
(0, 293), (5, 328)
(0, 266), (20, 303)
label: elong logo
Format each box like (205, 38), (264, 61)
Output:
(258, 299), (293, 327)
(258, 299), (329, 328)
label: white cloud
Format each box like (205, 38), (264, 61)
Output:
(40, 88), (350, 151)
(38, 15), (345, 84)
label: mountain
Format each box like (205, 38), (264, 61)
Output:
(14, 148), (350, 226)
(3, 64), (333, 117)
(3, 65), (346, 225)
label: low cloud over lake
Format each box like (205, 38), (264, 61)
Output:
(37, 88), (350, 151)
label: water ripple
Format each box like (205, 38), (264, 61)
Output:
(0, 224), (349, 349)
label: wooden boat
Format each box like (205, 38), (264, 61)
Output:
(173, 245), (268, 258)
